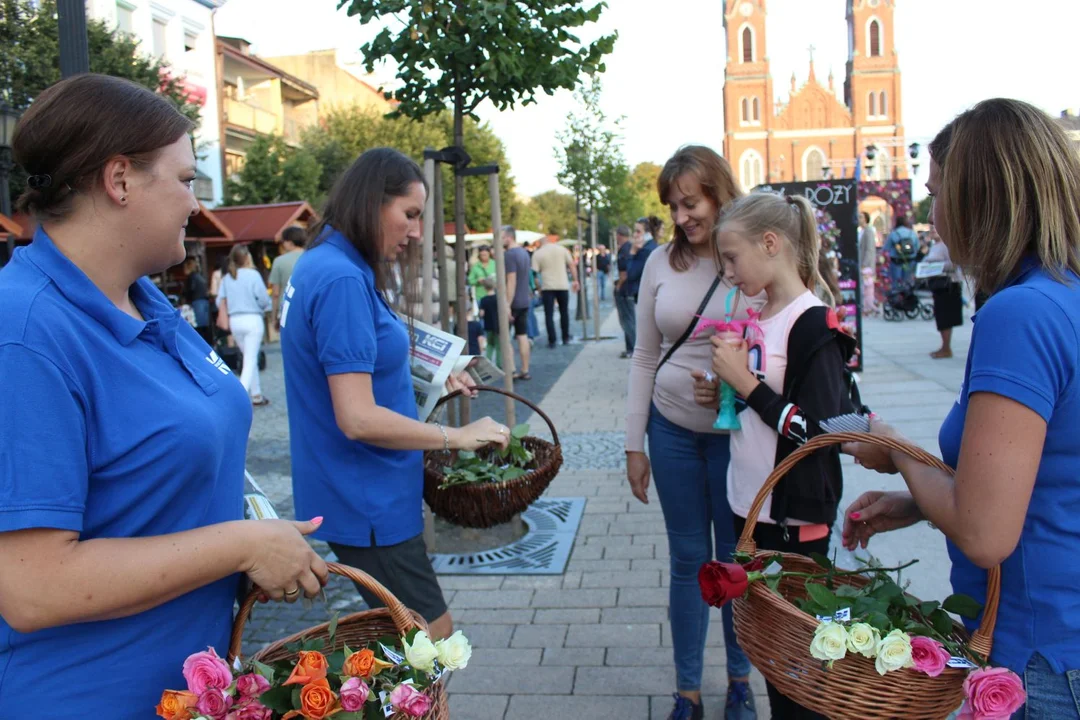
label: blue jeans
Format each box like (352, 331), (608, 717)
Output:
(647, 404), (752, 691)
(1015, 653), (1080, 718)
(527, 295), (540, 339)
(889, 257), (913, 287)
(615, 293), (636, 354)
(599, 271), (608, 301)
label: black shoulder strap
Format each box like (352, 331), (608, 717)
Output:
(786, 307), (867, 414)
(656, 276), (722, 373)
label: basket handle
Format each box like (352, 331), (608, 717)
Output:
(734, 431), (1000, 660)
(228, 562), (421, 663)
(432, 384), (560, 446)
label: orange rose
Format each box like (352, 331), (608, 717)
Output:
(283, 650), (330, 686)
(282, 678), (339, 720)
(156, 689), (197, 720)
(342, 648), (393, 679)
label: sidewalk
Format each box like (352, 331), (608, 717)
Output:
(445, 308), (971, 719)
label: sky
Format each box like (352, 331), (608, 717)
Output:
(216, 0), (1080, 200)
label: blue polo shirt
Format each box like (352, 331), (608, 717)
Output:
(0, 228), (250, 717)
(280, 228), (422, 547)
(940, 259), (1080, 674)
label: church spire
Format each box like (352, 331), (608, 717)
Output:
(807, 44), (816, 82)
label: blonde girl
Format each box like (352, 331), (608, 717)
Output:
(699, 192), (859, 720)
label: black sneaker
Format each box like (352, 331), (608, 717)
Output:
(725, 681), (757, 720)
(668, 694), (703, 720)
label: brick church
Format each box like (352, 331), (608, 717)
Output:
(722, 0), (911, 193)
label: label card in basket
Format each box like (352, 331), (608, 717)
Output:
(380, 643), (406, 665)
(948, 656), (978, 669)
(814, 607), (852, 624)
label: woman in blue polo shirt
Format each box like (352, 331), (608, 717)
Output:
(842, 99), (1080, 716)
(0, 75), (329, 718)
(280, 148), (509, 641)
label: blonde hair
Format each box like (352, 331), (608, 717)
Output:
(937, 98), (1080, 294)
(227, 245), (251, 280)
(717, 192), (834, 305)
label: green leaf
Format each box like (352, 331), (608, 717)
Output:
(458, 450), (476, 460)
(866, 611), (892, 633)
(804, 583), (838, 613)
(765, 575), (782, 597)
(835, 584), (861, 598)
(943, 593), (984, 620)
(259, 685), (294, 712)
(337, 713), (367, 720)
(292, 685), (302, 707)
(905, 622), (934, 637)
(327, 649), (346, 673)
(930, 609), (956, 636)
(328, 612), (340, 644)
(918, 600), (941, 617)
(809, 552), (833, 570)
(511, 423), (529, 439)
(252, 659), (275, 682)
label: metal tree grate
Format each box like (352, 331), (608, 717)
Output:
(428, 497), (585, 576)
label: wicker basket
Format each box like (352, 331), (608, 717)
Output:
(732, 432), (1002, 720)
(423, 385), (562, 528)
(229, 562), (449, 720)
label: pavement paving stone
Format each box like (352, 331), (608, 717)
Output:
(564, 623), (661, 648)
(533, 608), (601, 624)
(448, 694), (509, 720)
(505, 695), (647, 719)
(448, 665), (575, 695)
(468, 648), (543, 667)
(532, 588), (618, 609)
(510, 623), (568, 648)
(542, 647), (606, 666)
(456, 623), (515, 649)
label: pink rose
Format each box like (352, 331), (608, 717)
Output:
(228, 700), (272, 720)
(195, 688), (233, 720)
(183, 647), (234, 696)
(339, 676), (370, 712)
(958, 666), (1026, 720)
(910, 636), (951, 677)
(389, 683), (432, 718)
(235, 673), (270, 698)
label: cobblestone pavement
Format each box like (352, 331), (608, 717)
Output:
(241, 297), (972, 718)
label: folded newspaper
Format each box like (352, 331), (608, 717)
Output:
(410, 318), (505, 420)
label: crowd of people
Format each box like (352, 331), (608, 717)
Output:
(2, 71), (1080, 720)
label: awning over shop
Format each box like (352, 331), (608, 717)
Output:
(209, 201), (317, 246)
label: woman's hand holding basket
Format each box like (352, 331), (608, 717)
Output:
(241, 518), (329, 603)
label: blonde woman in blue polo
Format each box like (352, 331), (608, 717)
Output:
(0, 76), (328, 718)
(844, 99), (1080, 717)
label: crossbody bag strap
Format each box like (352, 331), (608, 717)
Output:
(656, 276), (723, 373)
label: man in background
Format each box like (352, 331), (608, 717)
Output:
(532, 234), (579, 349)
(501, 225), (533, 380)
(269, 225), (306, 324)
(613, 225), (634, 358)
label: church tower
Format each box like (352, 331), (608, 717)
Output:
(723, 0), (773, 190)
(845, 0), (906, 178)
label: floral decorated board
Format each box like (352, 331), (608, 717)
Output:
(156, 619), (470, 720)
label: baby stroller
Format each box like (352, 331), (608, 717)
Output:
(883, 260), (934, 321)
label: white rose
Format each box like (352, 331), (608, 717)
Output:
(403, 631), (439, 673)
(874, 629), (914, 675)
(809, 621), (848, 663)
(846, 622), (880, 658)
(435, 631), (473, 671)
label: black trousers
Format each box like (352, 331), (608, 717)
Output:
(541, 289), (570, 344)
(733, 515), (830, 720)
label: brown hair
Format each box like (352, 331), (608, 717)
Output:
(281, 225), (307, 248)
(309, 147), (426, 298)
(718, 192), (834, 305)
(13, 74), (194, 220)
(936, 98), (1080, 294)
(227, 245), (251, 280)
(657, 145), (742, 272)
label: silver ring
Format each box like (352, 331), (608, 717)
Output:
(284, 587), (300, 597)
(499, 427), (508, 434)
(704, 371), (715, 384)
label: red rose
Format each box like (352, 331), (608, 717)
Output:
(742, 557), (765, 573)
(698, 561), (750, 608)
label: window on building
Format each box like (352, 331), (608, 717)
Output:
(869, 20), (881, 57)
(740, 150), (764, 190)
(115, 2), (134, 34)
(879, 91), (887, 117)
(152, 18), (168, 58)
(742, 27), (754, 63)
(868, 92), (877, 118)
(184, 31), (198, 54)
(752, 97), (760, 123)
(804, 147), (827, 181)
(225, 152), (246, 178)
(741, 98), (749, 124)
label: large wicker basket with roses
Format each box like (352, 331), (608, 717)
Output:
(728, 433), (1004, 720)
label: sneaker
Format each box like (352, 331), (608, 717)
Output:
(667, 694), (703, 720)
(725, 681), (757, 720)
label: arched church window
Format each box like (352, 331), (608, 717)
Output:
(741, 98), (749, 124)
(742, 27), (754, 63)
(879, 91), (888, 117)
(752, 97), (760, 123)
(869, 20), (881, 57)
(868, 92), (877, 118)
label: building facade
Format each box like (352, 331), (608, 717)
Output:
(86, 0), (226, 205)
(723, 0), (909, 192)
(216, 37), (320, 181)
(264, 49), (392, 116)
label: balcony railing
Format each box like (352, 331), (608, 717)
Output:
(224, 97), (279, 135)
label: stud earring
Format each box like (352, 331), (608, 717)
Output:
(120, 196), (127, 203)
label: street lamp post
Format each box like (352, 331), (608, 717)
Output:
(0, 102), (21, 264)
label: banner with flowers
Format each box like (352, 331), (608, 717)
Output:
(699, 554), (1024, 719)
(157, 620), (469, 720)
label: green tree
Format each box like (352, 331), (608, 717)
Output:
(527, 190), (577, 237)
(0, 0), (203, 205)
(914, 196), (933, 225)
(630, 161), (666, 221)
(340, 0), (615, 331)
(555, 78), (634, 233)
(223, 135), (320, 206)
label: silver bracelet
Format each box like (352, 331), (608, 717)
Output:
(435, 423), (450, 452)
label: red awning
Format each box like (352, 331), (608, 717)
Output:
(209, 201), (317, 246)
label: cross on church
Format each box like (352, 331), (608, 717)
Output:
(808, 44), (816, 63)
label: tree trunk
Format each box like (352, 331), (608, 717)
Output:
(453, 91), (471, 424)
